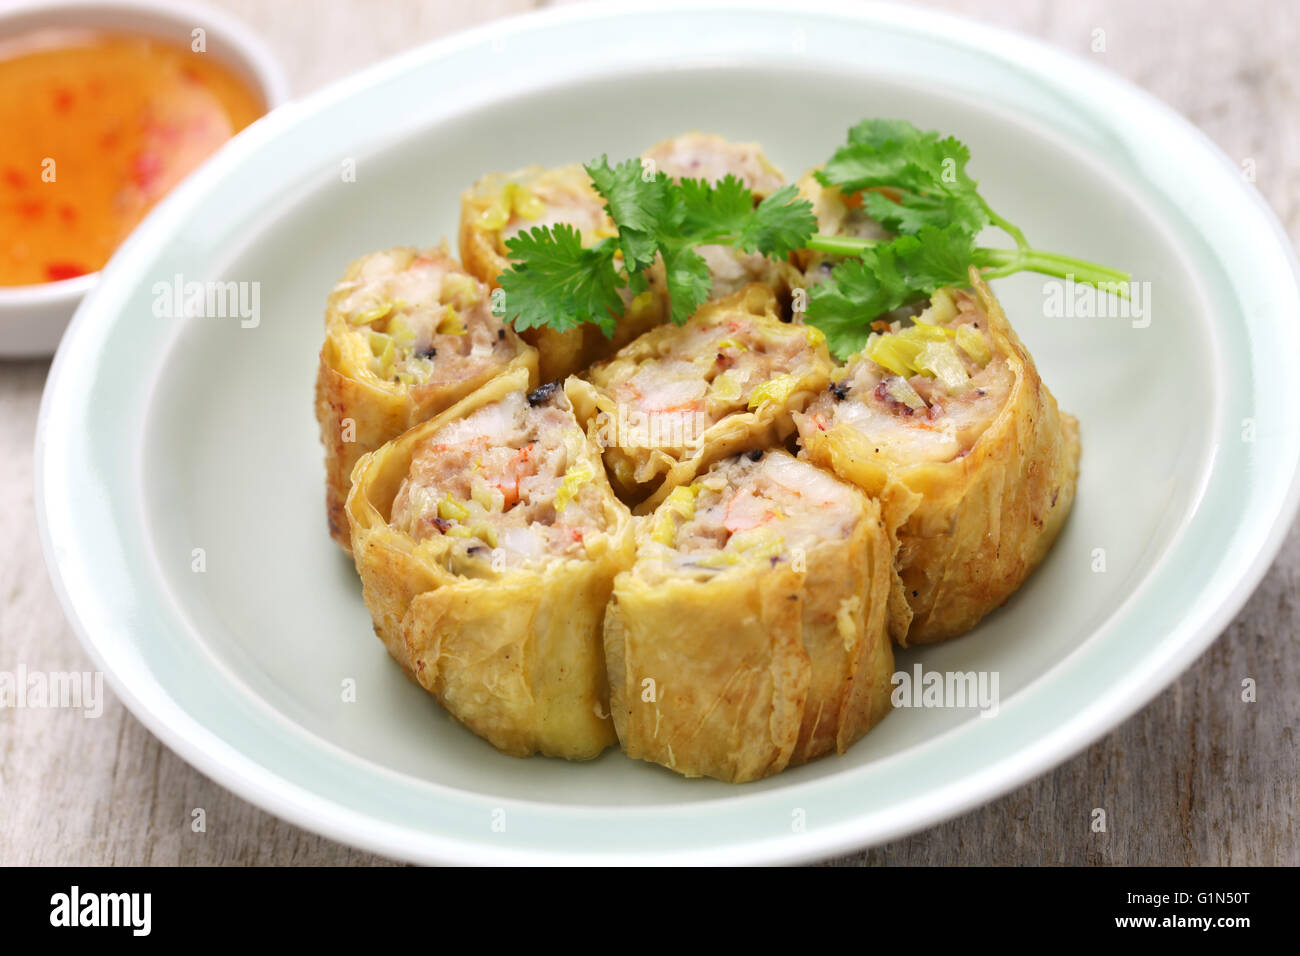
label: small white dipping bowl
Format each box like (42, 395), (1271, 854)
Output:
(0, 0), (289, 358)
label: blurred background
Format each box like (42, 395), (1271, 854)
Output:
(1, 0), (1296, 865)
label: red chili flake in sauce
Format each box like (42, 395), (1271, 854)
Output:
(17, 198), (44, 220)
(45, 261), (88, 281)
(131, 151), (164, 189)
(0, 33), (264, 287)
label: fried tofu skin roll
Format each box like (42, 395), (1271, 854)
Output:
(642, 132), (786, 199)
(796, 270), (1080, 645)
(315, 244), (536, 550)
(644, 132), (804, 304)
(458, 163), (667, 381)
(569, 284), (834, 510)
(603, 450), (895, 783)
(345, 367), (631, 759)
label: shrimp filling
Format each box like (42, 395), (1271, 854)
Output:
(697, 244), (790, 301)
(390, 385), (610, 568)
(643, 132), (785, 197)
(333, 247), (516, 386)
(797, 288), (1012, 463)
(643, 450), (862, 576)
(595, 310), (827, 454)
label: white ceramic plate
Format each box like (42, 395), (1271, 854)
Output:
(36, 1), (1300, 864)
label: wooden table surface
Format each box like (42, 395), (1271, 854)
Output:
(2, 0), (1296, 866)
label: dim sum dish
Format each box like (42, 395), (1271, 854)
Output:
(41, 2), (1296, 865)
(319, 124), (1087, 781)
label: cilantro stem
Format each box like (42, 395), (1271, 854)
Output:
(980, 202), (1030, 252)
(803, 234), (1131, 298)
(973, 247), (1132, 296)
(803, 234), (884, 257)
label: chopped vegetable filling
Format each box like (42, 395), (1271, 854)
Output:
(643, 451), (862, 575)
(331, 246), (516, 387)
(390, 388), (610, 568)
(796, 288), (1011, 464)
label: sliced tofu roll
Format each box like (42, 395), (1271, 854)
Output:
(643, 131), (804, 304)
(642, 131), (786, 199)
(604, 449), (896, 783)
(796, 270), (1080, 645)
(345, 366), (632, 760)
(458, 163), (668, 381)
(568, 284), (834, 510)
(315, 243), (536, 551)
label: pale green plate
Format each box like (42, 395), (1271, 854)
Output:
(36, 1), (1300, 864)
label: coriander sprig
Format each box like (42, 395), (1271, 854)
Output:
(802, 234), (1132, 358)
(500, 158), (815, 330)
(495, 119), (1131, 360)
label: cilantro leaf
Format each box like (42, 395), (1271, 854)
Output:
(495, 120), (1126, 353)
(806, 225), (975, 359)
(579, 164), (816, 326)
(499, 170), (815, 336)
(818, 149), (918, 197)
(856, 188), (969, 237)
(584, 156), (672, 271)
(894, 224), (977, 290)
(846, 117), (928, 149)
(676, 174), (755, 241)
(498, 225), (624, 337)
(736, 184), (819, 258)
(660, 245), (713, 326)
(818, 123), (990, 237)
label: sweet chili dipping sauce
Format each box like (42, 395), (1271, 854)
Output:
(0, 30), (265, 286)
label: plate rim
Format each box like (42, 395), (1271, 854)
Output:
(34, 0), (1300, 864)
